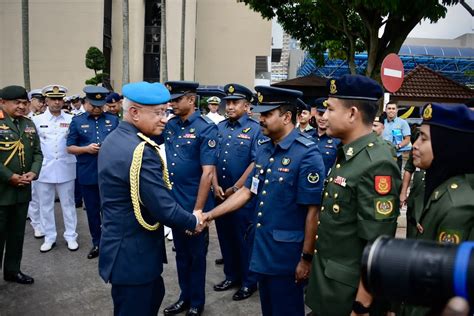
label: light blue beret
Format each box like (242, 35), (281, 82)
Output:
(122, 82), (171, 105)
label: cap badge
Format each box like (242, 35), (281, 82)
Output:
(257, 92), (263, 103)
(329, 80), (337, 95)
(165, 84), (172, 91)
(423, 104), (432, 120)
(323, 100), (329, 108)
(96, 94), (102, 100)
(228, 85), (235, 94)
(53, 86), (60, 94)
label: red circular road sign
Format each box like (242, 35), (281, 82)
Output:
(381, 53), (404, 93)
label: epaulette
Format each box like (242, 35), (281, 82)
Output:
(249, 117), (260, 124)
(74, 112), (86, 117)
(257, 138), (271, 146)
(217, 118), (229, 126)
(137, 132), (160, 148)
(200, 115), (214, 124)
(296, 136), (315, 147)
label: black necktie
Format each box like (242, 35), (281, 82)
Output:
(13, 119), (19, 129)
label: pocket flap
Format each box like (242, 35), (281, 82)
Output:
(324, 259), (359, 288)
(272, 230), (304, 243)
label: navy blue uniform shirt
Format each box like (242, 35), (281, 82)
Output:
(314, 132), (340, 174)
(67, 112), (119, 185)
(164, 111), (218, 211)
(216, 114), (263, 190)
(244, 129), (325, 275)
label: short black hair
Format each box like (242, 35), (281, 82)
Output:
(341, 99), (378, 125)
(278, 103), (297, 125)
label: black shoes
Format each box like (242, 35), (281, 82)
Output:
(4, 271), (34, 285)
(163, 300), (190, 315)
(87, 246), (99, 259)
(232, 286), (257, 301)
(215, 258), (224, 265)
(213, 279), (240, 291)
(186, 307), (203, 316)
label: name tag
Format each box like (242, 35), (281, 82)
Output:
(250, 176), (260, 194)
(237, 134), (251, 140)
(183, 134), (196, 139)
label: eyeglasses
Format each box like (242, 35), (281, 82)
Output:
(133, 106), (167, 118)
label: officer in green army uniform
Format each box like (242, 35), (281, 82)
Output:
(0, 85), (43, 284)
(401, 103), (474, 316)
(305, 75), (401, 316)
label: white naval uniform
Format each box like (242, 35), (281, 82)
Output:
(32, 109), (78, 243)
(70, 106), (86, 116)
(27, 111), (42, 233)
(206, 112), (225, 124)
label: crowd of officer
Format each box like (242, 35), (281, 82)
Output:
(0, 75), (473, 316)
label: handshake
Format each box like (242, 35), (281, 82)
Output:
(187, 210), (215, 235)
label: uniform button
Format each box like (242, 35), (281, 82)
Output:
(226, 143), (230, 146)
(326, 151), (330, 155)
(450, 183), (458, 189)
(223, 159), (226, 162)
(181, 127), (185, 130)
(314, 249), (318, 254)
(178, 136), (182, 138)
(257, 212), (262, 217)
(315, 235), (318, 240)
(222, 167), (226, 171)
(269, 157), (274, 162)
(228, 135), (232, 138)
(336, 164), (341, 168)
(225, 151), (228, 154)
(231, 128), (234, 131)
(368, 143), (374, 147)
(329, 177), (333, 182)
(171, 163), (175, 166)
(324, 192), (328, 197)
(173, 153), (177, 157)
(334, 193), (338, 199)
(170, 173), (174, 176)
(422, 178), (425, 181)
(176, 144), (179, 147)
(317, 220), (320, 225)
(222, 175), (226, 179)
(262, 190), (267, 195)
(264, 179), (269, 184)
(171, 182), (174, 185)
(259, 201), (264, 206)
(266, 169), (271, 173)
(260, 169), (264, 174)
(278, 177), (283, 182)
(166, 137), (170, 141)
(256, 223), (261, 228)
(321, 206), (325, 211)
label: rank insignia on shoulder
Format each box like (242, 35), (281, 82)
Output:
(307, 172), (320, 184)
(374, 175), (391, 195)
(0, 124), (10, 130)
(438, 229), (461, 244)
(374, 197), (394, 219)
(242, 127), (251, 133)
(281, 157), (291, 166)
(346, 147), (354, 156)
(208, 139), (216, 148)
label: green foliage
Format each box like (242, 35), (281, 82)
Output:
(241, 0), (459, 78)
(84, 46), (108, 85)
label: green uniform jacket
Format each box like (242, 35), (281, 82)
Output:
(402, 173), (474, 316)
(306, 132), (401, 316)
(0, 110), (43, 206)
(404, 154), (426, 239)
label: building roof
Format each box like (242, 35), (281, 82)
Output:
(391, 65), (474, 103)
(272, 74), (328, 100)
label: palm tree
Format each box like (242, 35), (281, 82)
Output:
(161, 0), (168, 82)
(21, 0), (30, 90)
(122, 0), (130, 85)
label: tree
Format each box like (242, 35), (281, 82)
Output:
(122, 0), (130, 85)
(21, 0), (30, 90)
(85, 47), (108, 85)
(240, 0), (459, 79)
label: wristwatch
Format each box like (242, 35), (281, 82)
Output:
(231, 186), (239, 193)
(301, 252), (313, 263)
(352, 301), (370, 314)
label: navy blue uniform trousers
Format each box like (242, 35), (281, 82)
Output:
(81, 184), (101, 247)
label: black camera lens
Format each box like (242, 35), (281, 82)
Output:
(362, 236), (474, 307)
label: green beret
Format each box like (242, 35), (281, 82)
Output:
(1, 85), (28, 100)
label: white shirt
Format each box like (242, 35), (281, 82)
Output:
(206, 112), (225, 124)
(32, 108), (76, 183)
(70, 106), (86, 116)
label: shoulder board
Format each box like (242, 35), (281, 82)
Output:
(200, 115), (214, 124)
(249, 117), (259, 124)
(218, 118), (229, 125)
(74, 112), (86, 118)
(296, 136), (315, 147)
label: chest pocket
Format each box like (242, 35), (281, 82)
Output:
(0, 131), (16, 142)
(177, 137), (199, 160)
(269, 173), (295, 201)
(324, 183), (355, 221)
(233, 139), (251, 157)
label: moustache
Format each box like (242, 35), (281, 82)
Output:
(259, 122), (267, 128)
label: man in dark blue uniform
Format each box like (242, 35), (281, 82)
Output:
(312, 97), (340, 174)
(212, 83), (262, 301)
(66, 86), (119, 259)
(98, 81), (205, 316)
(162, 81), (218, 316)
(205, 86), (325, 316)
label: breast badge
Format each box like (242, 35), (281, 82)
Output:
(438, 230), (461, 244)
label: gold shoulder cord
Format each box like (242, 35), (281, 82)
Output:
(129, 133), (172, 231)
(0, 140), (25, 168)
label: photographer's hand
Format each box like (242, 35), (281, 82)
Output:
(441, 297), (469, 316)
